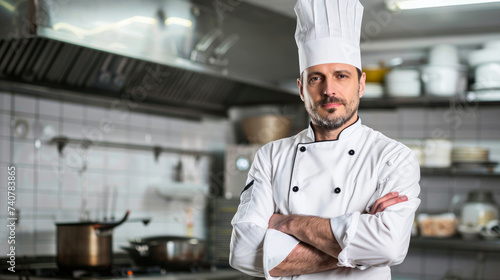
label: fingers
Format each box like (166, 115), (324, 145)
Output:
(370, 192), (398, 214)
(370, 192), (408, 214)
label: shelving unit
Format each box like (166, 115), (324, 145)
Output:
(420, 168), (500, 178)
(359, 95), (500, 109)
(410, 237), (500, 252)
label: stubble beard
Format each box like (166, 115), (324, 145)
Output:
(307, 90), (360, 131)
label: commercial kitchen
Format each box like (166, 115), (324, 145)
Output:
(1, 0), (500, 279)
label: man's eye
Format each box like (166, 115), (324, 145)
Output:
(309, 77), (320, 83)
(337, 74), (348, 79)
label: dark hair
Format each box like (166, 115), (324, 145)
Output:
(300, 68), (362, 84)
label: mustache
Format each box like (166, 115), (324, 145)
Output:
(317, 96), (346, 106)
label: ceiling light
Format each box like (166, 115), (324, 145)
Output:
(386, 0), (500, 11)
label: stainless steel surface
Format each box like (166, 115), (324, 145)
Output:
(0, 0), (300, 118)
(224, 145), (261, 199)
(47, 136), (215, 157)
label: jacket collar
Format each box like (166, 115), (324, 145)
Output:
(306, 116), (362, 142)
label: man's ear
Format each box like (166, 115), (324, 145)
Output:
(358, 72), (366, 98)
(297, 78), (305, 102)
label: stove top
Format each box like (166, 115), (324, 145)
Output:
(0, 256), (250, 280)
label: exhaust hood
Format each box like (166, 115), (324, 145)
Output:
(0, 0), (301, 119)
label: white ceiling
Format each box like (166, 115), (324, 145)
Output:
(244, 0), (500, 40)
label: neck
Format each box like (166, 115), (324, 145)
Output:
(312, 114), (358, 141)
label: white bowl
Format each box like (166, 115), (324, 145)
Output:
(421, 65), (468, 96)
(469, 40), (500, 66)
(473, 62), (500, 90)
(428, 44), (460, 66)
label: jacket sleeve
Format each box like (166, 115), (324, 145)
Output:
(330, 147), (421, 269)
(229, 147), (278, 277)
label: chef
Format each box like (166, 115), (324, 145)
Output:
(229, 0), (421, 279)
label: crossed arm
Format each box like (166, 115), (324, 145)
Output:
(267, 192), (408, 277)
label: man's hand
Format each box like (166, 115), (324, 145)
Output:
(370, 191), (408, 214)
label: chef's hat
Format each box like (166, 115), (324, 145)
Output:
(295, 0), (364, 74)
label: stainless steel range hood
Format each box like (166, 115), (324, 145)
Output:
(0, 0), (301, 118)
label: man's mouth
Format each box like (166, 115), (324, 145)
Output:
(322, 102), (342, 109)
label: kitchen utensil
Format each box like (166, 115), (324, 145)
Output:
(469, 40), (500, 67)
(242, 115), (291, 144)
(385, 68), (421, 97)
(56, 211), (129, 271)
(364, 67), (389, 83)
(421, 65), (467, 97)
(124, 236), (207, 270)
(428, 44), (460, 66)
(460, 190), (499, 230)
(424, 139), (452, 168)
(363, 83), (384, 98)
(480, 219), (500, 240)
(472, 62), (500, 90)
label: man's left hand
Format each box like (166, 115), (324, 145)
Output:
(370, 191), (408, 214)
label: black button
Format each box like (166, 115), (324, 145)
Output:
(300, 146), (306, 152)
(348, 150), (355, 156)
(334, 187), (341, 194)
(292, 186), (299, 192)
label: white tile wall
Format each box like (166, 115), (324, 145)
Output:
(0, 138), (11, 163)
(62, 102), (84, 120)
(39, 99), (60, 118)
(0, 91), (12, 112)
(14, 95), (37, 115)
(85, 105), (108, 123)
(0, 113), (11, 138)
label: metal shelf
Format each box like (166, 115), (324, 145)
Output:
(47, 136), (215, 162)
(410, 237), (500, 252)
(420, 168), (500, 178)
(359, 96), (500, 109)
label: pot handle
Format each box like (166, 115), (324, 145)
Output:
(94, 210), (130, 232)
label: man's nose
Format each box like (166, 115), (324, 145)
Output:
(323, 78), (336, 96)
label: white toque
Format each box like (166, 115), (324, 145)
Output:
(294, 0), (364, 74)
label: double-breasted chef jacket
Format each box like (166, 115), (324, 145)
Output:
(229, 118), (421, 280)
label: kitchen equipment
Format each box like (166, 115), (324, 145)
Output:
(224, 144), (261, 199)
(56, 211), (129, 271)
(363, 83), (384, 98)
(123, 236), (206, 271)
(460, 190), (499, 234)
(424, 139), (452, 168)
(469, 40), (500, 91)
(480, 219), (500, 240)
(385, 68), (421, 97)
(428, 44), (460, 66)
(472, 62), (500, 90)
(241, 115), (291, 144)
(421, 65), (468, 97)
(364, 67), (389, 83)
(207, 198), (240, 267)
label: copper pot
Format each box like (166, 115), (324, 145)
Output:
(56, 211), (129, 271)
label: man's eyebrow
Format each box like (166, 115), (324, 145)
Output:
(333, 69), (353, 75)
(307, 71), (325, 78)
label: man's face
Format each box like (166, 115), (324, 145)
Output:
(298, 63), (366, 130)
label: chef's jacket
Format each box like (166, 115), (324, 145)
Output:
(229, 118), (421, 280)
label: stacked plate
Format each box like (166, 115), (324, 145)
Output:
(452, 147), (498, 173)
(452, 147), (489, 163)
